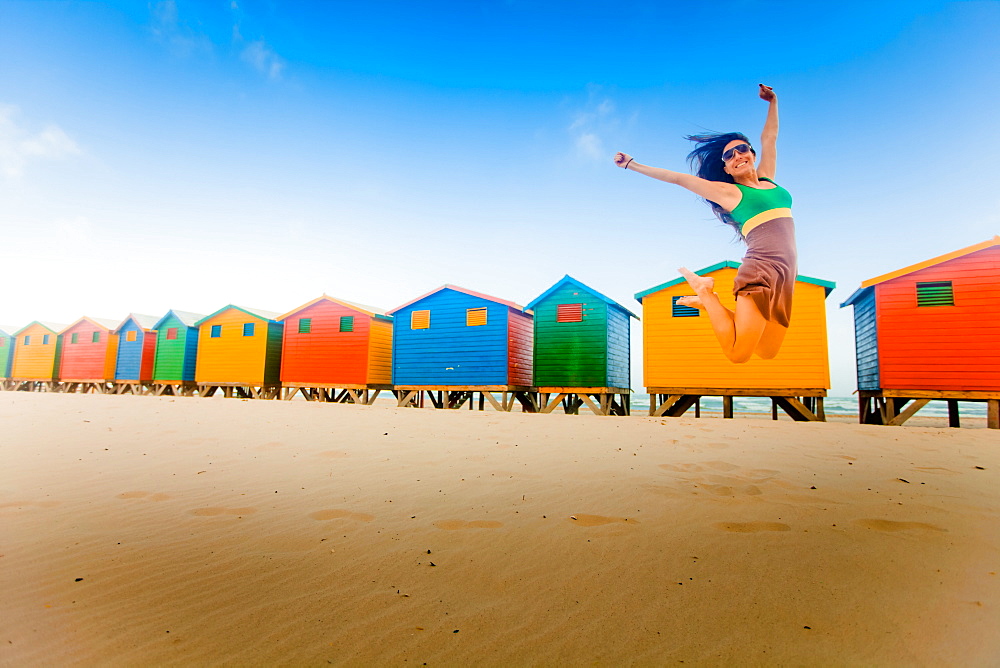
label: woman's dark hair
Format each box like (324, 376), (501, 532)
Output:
(685, 131), (754, 238)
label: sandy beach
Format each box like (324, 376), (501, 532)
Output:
(2, 391), (998, 666)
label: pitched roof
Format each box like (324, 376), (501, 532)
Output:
(525, 275), (638, 319)
(194, 305), (282, 326)
(860, 236), (1000, 288)
(115, 313), (160, 332)
(277, 294), (391, 322)
(57, 317), (119, 335)
(386, 285), (526, 315)
(153, 310), (207, 329)
(16, 321), (69, 336)
(841, 236), (1000, 308)
(634, 260), (836, 303)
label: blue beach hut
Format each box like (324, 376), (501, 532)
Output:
(386, 285), (534, 410)
(113, 314), (159, 386)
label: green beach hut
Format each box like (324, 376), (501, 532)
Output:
(526, 275), (638, 415)
(151, 309), (205, 395)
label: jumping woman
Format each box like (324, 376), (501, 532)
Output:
(613, 84), (794, 364)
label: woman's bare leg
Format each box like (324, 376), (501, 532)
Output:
(753, 320), (788, 359)
(678, 267), (768, 363)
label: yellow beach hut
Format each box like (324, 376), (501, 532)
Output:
(635, 261), (835, 420)
(194, 305), (283, 399)
(9, 321), (68, 391)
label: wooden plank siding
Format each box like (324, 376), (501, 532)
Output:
(639, 265), (832, 390)
(532, 284), (608, 387)
(280, 299), (374, 385)
(507, 309), (534, 387)
(390, 287), (528, 386)
(12, 322), (66, 380)
(367, 318), (393, 385)
(151, 311), (202, 383)
(195, 307), (283, 386)
(875, 245), (1000, 391)
(0, 328), (13, 377)
(606, 305), (632, 389)
(850, 288), (880, 391)
(57, 318), (119, 382)
(114, 315), (158, 382)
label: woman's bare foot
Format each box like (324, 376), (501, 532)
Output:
(676, 295), (704, 309)
(678, 267), (715, 295)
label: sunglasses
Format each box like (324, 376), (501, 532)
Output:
(721, 143), (753, 162)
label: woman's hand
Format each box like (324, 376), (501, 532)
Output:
(758, 84), (776, 102)
(614, 152), (633, 169)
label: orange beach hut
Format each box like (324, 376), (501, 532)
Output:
(841, 236), (1000, 428)
(635, 260), (835, 420)
(56, 317), (120, 392)
(10, 321), (67, 389)
(278, 295), (393, 403)
(194, 305), (283, 399)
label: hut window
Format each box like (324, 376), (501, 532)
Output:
(466, 308), (487, 327)
(556, 303), (583, 322)
(71, 333), (79, 344)
(243, 323), (255, 337)
(411, 310), (430, 330)
(23, 336), (30, 345)
(298, 318), (311, 334)
(92, 331), (100, 343)
(0, 337), (5, 347)
(340, 316), (354, 332)
(43, 334), (50, 345)
(672, 296), (700, 317)
(916, 281), (954, 307)
(211, 325), (222, 338)
(166, 328), (178, 340)
(126, 330), (137, 342)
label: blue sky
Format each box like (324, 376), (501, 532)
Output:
(2, 1), (998, 395)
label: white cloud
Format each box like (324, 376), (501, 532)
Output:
(240, 40), (286, 80)
(567, 86), (618, 163)
(149, 0), (212, 58)
(0, 105), (81, 178)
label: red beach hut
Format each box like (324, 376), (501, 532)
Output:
(57, 317), (120, 393)
(841, 236), (1000, 428)
(277, 295), (393, 404)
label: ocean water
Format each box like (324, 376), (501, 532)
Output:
(629, 395), (988, 418)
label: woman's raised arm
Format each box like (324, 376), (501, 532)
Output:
(756, 84), (778, 179)
(613, 152), (741, 211)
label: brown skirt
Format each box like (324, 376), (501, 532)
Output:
(733, 217), (797, 328)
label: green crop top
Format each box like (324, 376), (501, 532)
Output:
(729, 177), (793, 235)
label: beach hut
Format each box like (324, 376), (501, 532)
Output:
(112, 314), (159, 393)
(0, 326), (15, 384)
(194, 305), (283, 399)
(150, 310), (205, 396)
(525, 275), (637, 415)
(56, 317), (120, 393)
(9, 321), (67, 391)
(841, 236), (1000, 429)
(277, 295), (393, 404)
(387, 285), (535, 411)
(635, 261), (836, 421)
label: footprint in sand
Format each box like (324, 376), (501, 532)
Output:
(433, 519), (504, 530)
(715, 521), (791, 533)
(854, 519), (947, 532)
(567, 514), (638, 527)
(659, 463), (705, 473)
(316, 450), (350, 459)
(190, 507), (257, 517)
(309, 509), (375, 522)
(118, 491), (171, 501)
